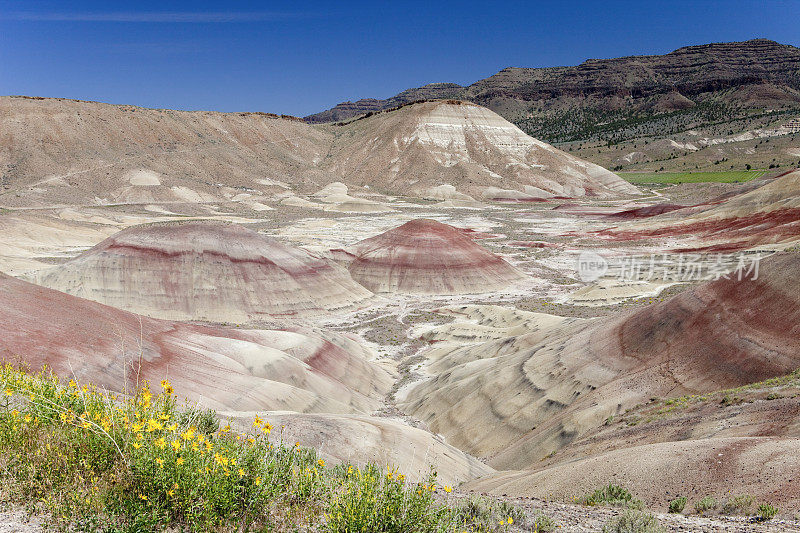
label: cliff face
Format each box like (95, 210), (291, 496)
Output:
(472, 39), (800, 101)
(305, 40), (800, 141)
(306, 83), (465, 123)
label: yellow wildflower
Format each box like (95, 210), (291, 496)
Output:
(171, 440), (181, 452)
(160, 379), (174, 395)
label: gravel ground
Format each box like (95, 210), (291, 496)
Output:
(504, 496), (800, 532)
(0, 504), (44, 533)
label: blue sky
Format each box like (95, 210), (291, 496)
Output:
(1, 0), (799, 116)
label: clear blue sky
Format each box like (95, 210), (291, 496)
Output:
(2, 0), (799, 116)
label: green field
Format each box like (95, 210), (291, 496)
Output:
(618, 170), (768, 185)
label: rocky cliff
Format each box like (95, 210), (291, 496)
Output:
(306, 40), (800, 143)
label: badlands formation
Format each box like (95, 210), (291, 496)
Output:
(0, 96), (638, 209)
(3, 95), (800, 526)
(36, 221), (373, 321)
(344, 219), (526, 294)
(400, 253), (800, 469)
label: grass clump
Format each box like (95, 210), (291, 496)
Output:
(580, 484), (643, 510)
(601, 510), (666, 533)
(721, 494), (754, 515)
(0, 364), (516, 532)
(667, 496), (687, 513)
(756, 503), (779, 521)
(449, 495), (542, 531)
(694, 495), (718, 514)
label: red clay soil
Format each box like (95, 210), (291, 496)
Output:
(37, 221), (373, 320)
(605, 207), (800, 251)
(347, 219), (525, 294)
(600, 171), (800, 250)
(0, 274), (389, 413)
(490, 253), (800, 469)
(607, 203), (686, 219)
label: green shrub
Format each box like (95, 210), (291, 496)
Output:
(668, 496), (687, 513)
(721, 494), (754, 515)
(757, 503), (779, 521)
(0, 364), (505, 532)
(324, 465), (453, 532)
(530, 510), (556, 532)
(694, 495), (717, 514)
(602, 510), (666, 533)
(451, 495), (529, 530)
(176, 406), (219, 435)
(580, 484), (643, 510)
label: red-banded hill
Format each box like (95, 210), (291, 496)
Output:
(346, 219), (526, 295)
(401, 253), (800, 469)
(37, 221), (374, 321)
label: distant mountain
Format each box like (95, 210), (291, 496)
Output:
(306, 39), (800, 144)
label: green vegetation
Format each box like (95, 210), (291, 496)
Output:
(757, 503), (779, 521)
(618, 170), (767, 184)
(668, 496), (687, 514)
(521, 101), (739, 144)
(601, 510), (666, 533)
(694, 495), (718, 514)
(721, 494), (754, 515)
(521, 101), (800, 145)
(0, 364), (530, 532)
(580, 484), (643, 510)
(451, 496), (551, 532)
(616, 368), (800, 428)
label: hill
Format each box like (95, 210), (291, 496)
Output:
(307, 40), (800, 172)
(0, 97), (635, 206)
(37, 221), (374, 321)
(399, 253), (800, 470)
(307, 40), (800, 140)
